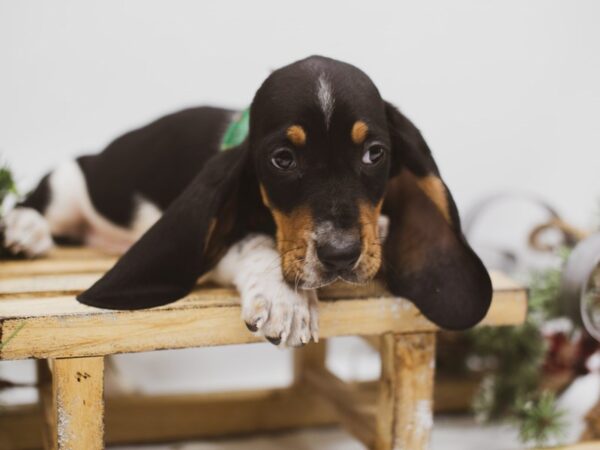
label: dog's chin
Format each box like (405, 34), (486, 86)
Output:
(295, 270), (374, 290)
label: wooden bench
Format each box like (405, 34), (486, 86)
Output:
(0, 247), (527, 450)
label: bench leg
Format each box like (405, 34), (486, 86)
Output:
(37, 360), (56, 450)
(38, 357), (105, 450)
(294, 340), (327, 383)
(375, 332), (436, 450)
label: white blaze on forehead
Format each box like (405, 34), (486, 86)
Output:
(317, 74), (335, 128)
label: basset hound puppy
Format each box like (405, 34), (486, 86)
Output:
(1, 56), (492, 346)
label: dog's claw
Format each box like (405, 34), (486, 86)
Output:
(266, 336), (281, 346)
(241, 287), (319, 347)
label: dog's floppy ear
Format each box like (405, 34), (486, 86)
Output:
(382, 102), (492, 330)
(78, 144), (250, 310)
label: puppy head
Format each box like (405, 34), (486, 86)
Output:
(249, 56), (390, 288)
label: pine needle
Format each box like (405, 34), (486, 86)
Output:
(513, 391), (565, 447)
(0, 162), (17, 215)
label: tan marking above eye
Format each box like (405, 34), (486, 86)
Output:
(286, 125), (306, 146)
(351, 120), (369, 145)
(259, 184), (312, 284)
(416, 176), (451, 224)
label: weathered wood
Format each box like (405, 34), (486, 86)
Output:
(37, 360), (56, 450)
(362, 335), (381, 351)
(582, 396), (600, 441)
(376, 332), (436, 450)
(303, 365), (376, 447)
(0, 254), (116, 278)
(0, 387), (339, 450)
(0, 404), (42, 450)
(52, 357), (104, 450)
(294, 340), (327, 384)
(0, 374), (490, 450)
(433, 374), (482, 413)
(0, 275), (526, 361)
(0, 273), (103, 296)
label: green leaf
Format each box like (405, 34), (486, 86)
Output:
(513, 391), (566, 447)
(220, 108), (250, 151)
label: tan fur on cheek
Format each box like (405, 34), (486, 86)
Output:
(270, 206), (313, 284)
(286, 125), (306, 147)
(351, 121), (368, 145)
(357, 200), (383, 280)
(416, 176), (451, 223)
(260, 186), (313, 284)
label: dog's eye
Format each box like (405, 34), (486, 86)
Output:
(271, 148), (297, 171)
(362, 145), (385, 165)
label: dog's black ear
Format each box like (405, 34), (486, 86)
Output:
(78, 145), (250, 310)
(382, 102), (492, 330)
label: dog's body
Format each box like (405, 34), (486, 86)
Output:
(2, 56), (493, 346)
(10, 107), (236, 253)
(4, 107), (319, 345)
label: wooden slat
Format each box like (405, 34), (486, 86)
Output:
(433, 374), (482, 413)
(0, 263), (522, 297)
(0, 376), (529, 450)
(0, 273), (103, 296)
(0, 277), (526, 360)
(52, 357), (105, 450)
(0, 247), (526, 360)
(303, 366), (376, 447)
(0, 248), (116, 279)
(294, 340), (327, 383)
(0, 403), (42, 450)
(0, 387), (338, 450)
(376, 332), (436, 450)
(37, 360), (56, 450)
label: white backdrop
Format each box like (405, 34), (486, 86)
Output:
(2, 3), (600, 448)
(2, 0), (599, 228)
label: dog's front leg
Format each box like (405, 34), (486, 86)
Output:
(209, 233), (319, 347)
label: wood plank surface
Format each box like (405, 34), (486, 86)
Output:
(0, 247), (116, 278)
(0, 285), (526, 361)
(0, 278), (526, 360)
(52, 357), (105, 450)
(375, 333), (436, 450)
(303, 366), (376, 447)
(0, 248), (527, 360)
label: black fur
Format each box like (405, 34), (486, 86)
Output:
(77, 107), (234, 227)
(74, 56), (491, 329)
(79, 144), (272, 309)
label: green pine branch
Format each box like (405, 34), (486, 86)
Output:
(513, 391), (565, 447)
(0, 163), (17, 213)
(469, 246), (571, 446)
(528, 248), (571, 322)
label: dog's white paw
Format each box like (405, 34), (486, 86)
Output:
(242, 284), (319, 347)
(2, 207), (53, 257)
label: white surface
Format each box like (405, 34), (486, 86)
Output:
(1, 1), (600, 230)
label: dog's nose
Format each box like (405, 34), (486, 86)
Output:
(316, 241), (361, 271)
